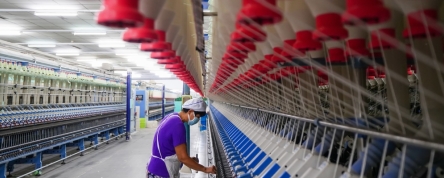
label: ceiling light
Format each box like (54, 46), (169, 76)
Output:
(0, 30), (21, 36)
(34, 11), (77, 16)
(56, 53), (79, 56)
(90, 61), (103, 67)
(114, 71), (128, 76)
(73, 31), (107, 35)
(77, 57), (97, 61)
(28, 44), (56, 48)
(158, 75), (172, 78)
(99, 43), (126, 48)
(77, 59), (96, 62)
(155, 71), (172, 77)
(116, 52), (142, 56)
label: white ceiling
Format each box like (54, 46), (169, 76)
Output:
(0, 0), (176, 80)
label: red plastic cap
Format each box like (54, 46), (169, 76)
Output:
(158, 56), (180, 64)
(293, 30), (322, 52)
(326, 48), (346, 63)
(227, 42), (256, 53)
(151, 50), (175, 59)
(122, 18), (157, 43)
(237, 0), (282, 26)
(271, 47), (286, 63)
(139, 30), (170, 52)
(403, 9), (441, 38)
(342, 0), (390, 25)
(318, 70), (328, 85)
(368, 28), (396, 49)
(140, 42), (171, 52)
(231, 24), (267, 42)
(280, 39), (297, 59)
(97, 0), (144, 28)
(313, 13), (349, 41)
(263, 55), (277, 69)
(223, 51), (248, 60)
(345, 39), (370, 57)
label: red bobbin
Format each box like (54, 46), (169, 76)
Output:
(223, 51), (248, 60)
(313, 13), (349, 41)
(140, 30), (171, 52)
(151, 50), (176, 59)
(367, 67), (376, 79)
(345, 39), (370, 57)
(293, 31), (323, 53)
(327, 48), (346, 63)
(403, 9), (441, 38)
(158, 56), (180, 64)
(342, 0), (391, 25)
(227, 42), (256, 53)
(97, 0), (144, 28)
(231, 23), (267, 42)
(368, 28), (396, 49)
(280, 39), (297, 59)
(236, 0), (282, 26)
(318, 70), (328, 86)
(271, 47), (286, 63)
(122, 18), (157, 43)
(263, 55), (277, 70)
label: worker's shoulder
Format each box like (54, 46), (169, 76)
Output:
(164, 115), (183, 125)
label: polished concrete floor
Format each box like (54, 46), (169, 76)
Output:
(21, 124), (202, 178)
(38, 129), (156, 178)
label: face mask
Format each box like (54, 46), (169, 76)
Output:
(187, 112), (200, 126)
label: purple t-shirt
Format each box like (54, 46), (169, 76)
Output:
(148, 113), (186, 177)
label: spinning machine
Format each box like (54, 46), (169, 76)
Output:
(203, 0), (444, 178)
(0, 59), (127, 177)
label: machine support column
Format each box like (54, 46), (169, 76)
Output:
(0, 163), (6, 178)
(126, 71), (131, 141)
(60, 144), (67, 164)
(182, 86), (191, 155)
(183, 83), (190, 95)
(162, 85), (165, 119)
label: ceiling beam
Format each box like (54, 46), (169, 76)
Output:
(0, 9), (99, 12)
(21, 30), (123, 33)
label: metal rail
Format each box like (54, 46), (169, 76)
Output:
(222, 102), (444, 152)
(16, 132), (125, 178)
(0, 113), (124, 135)
(0, 119), (125, 164)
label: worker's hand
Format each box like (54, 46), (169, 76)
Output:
(204, 166), (217, 174)
(191, 157), (199, 163)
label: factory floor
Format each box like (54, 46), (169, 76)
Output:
(11, 124), (202, 178)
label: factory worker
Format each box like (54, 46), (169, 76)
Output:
(147, 98), (217, 178)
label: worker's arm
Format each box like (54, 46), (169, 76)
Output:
(175, 143), (216, 173)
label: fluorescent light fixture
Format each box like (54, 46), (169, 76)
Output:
(155, 71), (172, 77)
(56, 53), (79, 56)
(34, 11), (77, 16)
(28, 44), (56, 48)
(132, 74), (142, 78)
(114, 71), (128, 76)
(0, 30), (21, 36)
(77, 57), (96, 61)
(115, 52), (142, 56)
(157, 75), (172, 78)
(90, 61), (103, 67)
(77, 59), (96, 62)
(73, 31), (107, 36)
(98, 43), (126, 48)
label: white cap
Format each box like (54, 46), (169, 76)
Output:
(182, 98), (207, 112)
